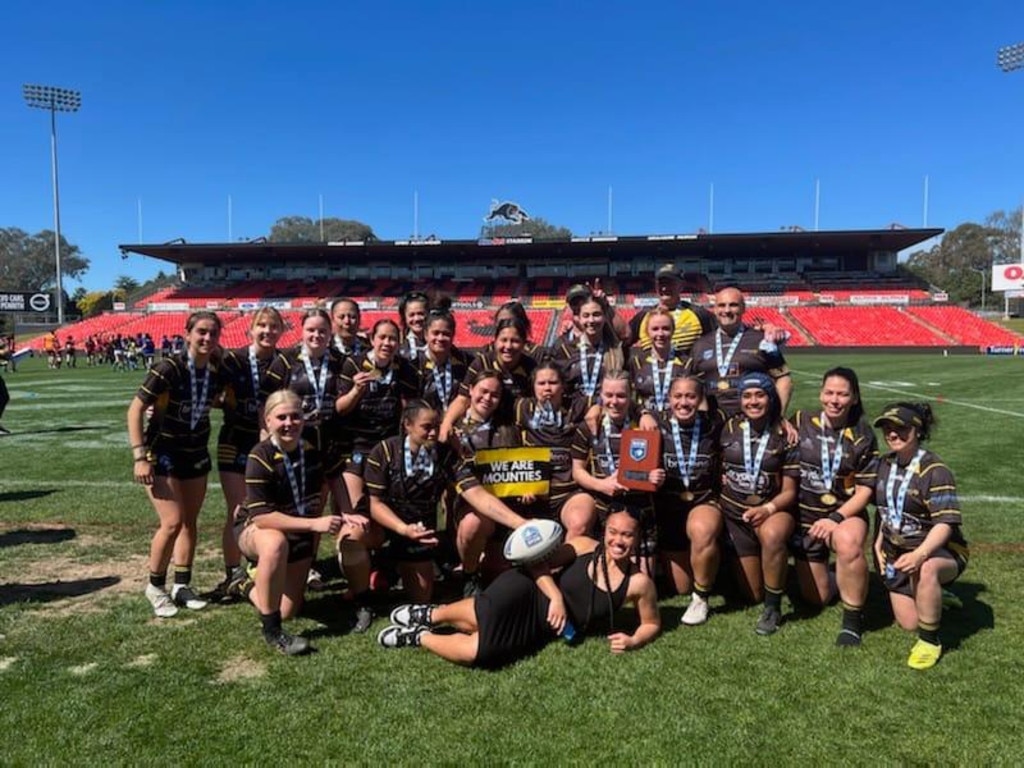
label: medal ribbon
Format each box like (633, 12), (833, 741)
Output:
(300, 346), (329, 415)
(884, 449), (925, 532)
(670, 413), (702, 492)
(404, 436), (435, 479)
(187, 353), (210, 431)
(579, 340), (603, 397)
(430, 357), (453, 409)
(272, 437), (306, 517)
(650, 356), (673, 411)
(715, 327), (745, 378)
(248, 345), (262, 401)
(600, 413), (621, 474)
(334, 335), (363, 356)
(818, 412), (846, 492)
(741, 419), (771, 489)
(530, 400), (563, 430)
(368, 352), (394, 387)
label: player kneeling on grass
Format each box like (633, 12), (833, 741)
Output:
(872, 402), (969, 671)
(377, 509), (661, 668)
(236, 390), (347, 655)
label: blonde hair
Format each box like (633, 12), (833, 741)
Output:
(264, 389), (303, 421)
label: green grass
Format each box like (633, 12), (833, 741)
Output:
(1, 354), (1022, 764)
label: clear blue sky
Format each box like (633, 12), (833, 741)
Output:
(3, 0), (1022, 292)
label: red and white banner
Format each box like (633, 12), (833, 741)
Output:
(992, 264), (1024, 292)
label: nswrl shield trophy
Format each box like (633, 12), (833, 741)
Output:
(618, 429), (662, 492)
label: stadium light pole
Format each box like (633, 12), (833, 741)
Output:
(22, 84), (81, 327)
(997, 42), (1024, 318)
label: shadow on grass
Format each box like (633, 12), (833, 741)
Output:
(0, 489), (61, 504)
(0, 575), (120, 607)
(0, 525), (75, 548)
(940, 582), (993, 652)
(16, 425), (104, 437)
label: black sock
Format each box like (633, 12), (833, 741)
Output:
(764, 587), (783, 612)
(149, 571), (167, 590)
(694, 582), (712, 600)
(225, 564), (239, 578)
(918, 620), (940, 646)
(174, 566), (191, 586)
(261, 610), (282, 638)
(841, 604), (863, 635)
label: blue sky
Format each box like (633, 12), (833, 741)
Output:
(3, 1), (1022, 292)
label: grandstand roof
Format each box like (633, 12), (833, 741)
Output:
(119, 227), (942, 266)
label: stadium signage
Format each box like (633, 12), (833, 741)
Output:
(238, 300), (292, 310)
(484, 200), (530, 225)
(992, 264), (1024, 292)
(0, 292), (52, 313)
(986, 345), (1020, 356)
(150, 301), (190, 311)
(849, 294), (909, 305)
(478, 237), (533, 246)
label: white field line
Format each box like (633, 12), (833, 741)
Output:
(789, 369), (1024, 419)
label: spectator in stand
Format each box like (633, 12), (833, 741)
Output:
(687, 286), (793, 420)
(629, 266), (715, 356)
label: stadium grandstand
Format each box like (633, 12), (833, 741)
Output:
(18, 227), (1024, 353)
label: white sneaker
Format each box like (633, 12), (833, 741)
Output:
(681, 593), (709, 626)
(170, 584), (208, 611)
(145, 584), (179, 618)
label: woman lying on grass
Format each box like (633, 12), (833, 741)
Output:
(376, 509), (661, 668)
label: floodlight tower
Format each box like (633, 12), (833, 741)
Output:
(998, 43), (1024, 263)
(22, 84), (81, 326)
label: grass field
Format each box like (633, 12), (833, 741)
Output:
(1, 352), (1022, 764)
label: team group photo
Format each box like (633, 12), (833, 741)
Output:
(2, 3), (1023, 765)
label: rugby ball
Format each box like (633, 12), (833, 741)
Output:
(503, 519), (564, 566)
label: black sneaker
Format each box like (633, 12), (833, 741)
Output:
(171, 584), (208, 611)
(206, 566), (248, 603)
(390, 604), (434, 628)
(265, 630), (311, 656)
(352, 604), (374, 634)
(377, 624), (424, 649)
(835, 628), (862, 647)
(754, 606), (782, 636)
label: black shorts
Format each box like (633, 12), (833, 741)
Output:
(652, 489), (719, 552)
(723, 515), (761, 559)
(234, 520), (316, 564)
(152, 450), (211, 480)
(875, 540), (969, 597)
(217, 425), (259, 474)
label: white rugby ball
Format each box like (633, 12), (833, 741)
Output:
(503, 519), (564, 565)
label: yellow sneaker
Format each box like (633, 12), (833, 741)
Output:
(907, 639), (942, 670)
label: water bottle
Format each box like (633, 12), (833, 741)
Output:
(560, 619), (577, 644)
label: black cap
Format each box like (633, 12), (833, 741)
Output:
(566, 283), (592, 308)
(873, 405), (924, 430)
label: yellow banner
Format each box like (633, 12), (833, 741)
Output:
(530, 298), (565, 309)
(474, 447), (552, 498)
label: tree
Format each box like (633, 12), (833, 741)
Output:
(985, 207), (1023, 266)
(114, 275), (140, 295)
(905, 222), (996, 306)
(0, 227), (89, 291)
(480, 215), (572, 240)
(268, 216), (375, 243)
(77, 291), (114, 318)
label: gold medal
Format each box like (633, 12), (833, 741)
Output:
(717, 380), (730, 391)
(365, 367), (383, 381)
(821, 492), (837, 506)
(745, 494), (762, 506)
(681, 490), (695, 502)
